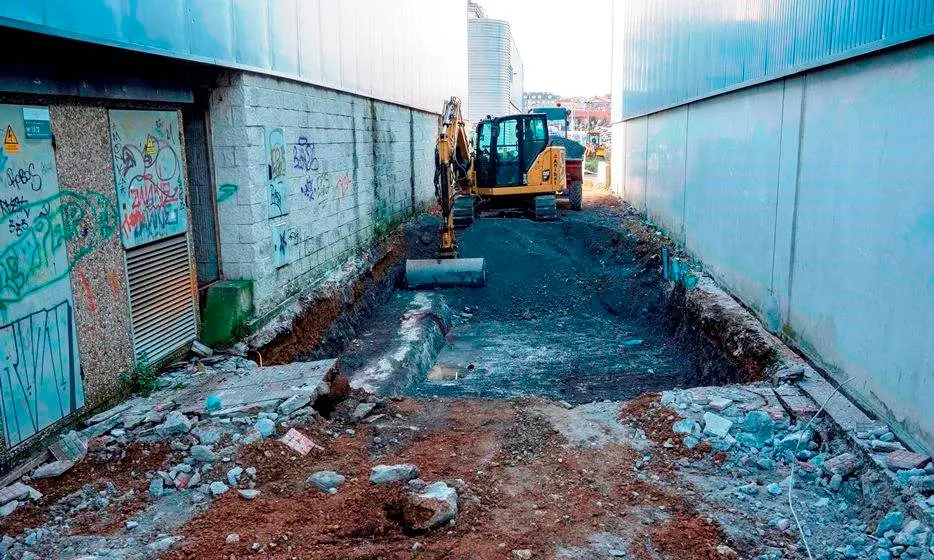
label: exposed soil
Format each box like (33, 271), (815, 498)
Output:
(165, 396), (745, 560)
(260, 231), (411, 365)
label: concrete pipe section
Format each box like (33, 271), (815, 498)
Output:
(405, 258), (486, 289)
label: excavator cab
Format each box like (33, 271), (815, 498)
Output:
(475, 114), (550, 189)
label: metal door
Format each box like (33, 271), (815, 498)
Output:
(109, 109), (196, 364)
(182, 101), (220, 287)
(0, 104), (85, 449)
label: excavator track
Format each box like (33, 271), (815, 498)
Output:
(452, 195), (475, 227)
(534, 195), (558, 221)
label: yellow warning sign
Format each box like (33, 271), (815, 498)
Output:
(3, 125), (20, 154)
(144, 134), (157, 156)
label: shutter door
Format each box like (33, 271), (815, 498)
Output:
(125, 234), (197, 363)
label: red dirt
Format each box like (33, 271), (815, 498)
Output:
(164, 397), (742, 560)
(261, 233), (405, 366)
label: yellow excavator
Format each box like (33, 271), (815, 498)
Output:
(405, 96), (567, 289)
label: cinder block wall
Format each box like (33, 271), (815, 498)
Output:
(210, 71), (437, 317)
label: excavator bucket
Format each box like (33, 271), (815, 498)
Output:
(405, 258), (486, 289)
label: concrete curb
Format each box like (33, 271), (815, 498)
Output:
(349, 292), (453, 395)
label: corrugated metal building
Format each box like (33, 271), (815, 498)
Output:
(0, 0), (467, 461)
(611, 0), (934, 451)
(468, 15), (524, 125)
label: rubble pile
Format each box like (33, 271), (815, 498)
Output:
(0, 354), (336, 559)
(655, 385), (933, 560)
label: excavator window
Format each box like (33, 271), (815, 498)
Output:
(476, 121), (493, 187)
(495, 119), (521, 186)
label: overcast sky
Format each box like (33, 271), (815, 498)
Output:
(477, 0), (613, 97)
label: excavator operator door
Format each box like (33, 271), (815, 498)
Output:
(475, 114), (549, 189)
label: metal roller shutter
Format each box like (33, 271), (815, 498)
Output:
(125, 234), (196, 363)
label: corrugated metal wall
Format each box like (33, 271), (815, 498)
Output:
(0, 0), (468, 115)
(612, 0), (934, 120)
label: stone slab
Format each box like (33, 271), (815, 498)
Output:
(171, 360), (336, 414)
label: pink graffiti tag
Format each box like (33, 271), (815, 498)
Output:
(336, 174), (353, 202)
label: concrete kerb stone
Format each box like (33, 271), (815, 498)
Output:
(349, 292), (453, 395)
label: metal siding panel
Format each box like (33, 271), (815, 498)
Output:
(44, 0), (127, 43)
(232, 0), (270, 68)
(319, 0), (341, 86)
(297, 0), (323, 83)
(2, 0), (43, 24)
(269, 0), (299, 75)
(128, 0), (188, 52)
(188, 0), (235, 61)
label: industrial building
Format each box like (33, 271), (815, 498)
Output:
(467, 3), (524, 125)
(610, 1), (934, 451)
(0, 0), (466, 459)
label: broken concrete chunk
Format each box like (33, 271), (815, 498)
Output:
(277, 394), (312, 416)
(85, 403), (133, 427)
(238, 489), (261, 500)
(403, 481), (458, 531)
(50, 431), (89, 463)
(32, 460), (76, 479)
(707, 396), (733, 411)
(740, 410), (775, 449)
(307, 471), (345, 493)
(227, 466), (244, 487)
(351, 402), (378, 422)
(192, 428), (222, 445)
(821, 453), (860, 478)
(672, 418), (700, 436)
(209, 481), (230, 496)
(870, 440), (902, 452)
(190, 445), (220, 463)
(191, 340), (214, 358)
(255, 418), (277, 438)
(884, 450), (931, 471)
(157, 411), (193, 437)
(147, 536), (182, 553)
(702, 412), (733, 438)
(148, 478), (164, 497)
(370, 464), (420, 484)
(0, 483), (33, 506)
(510, 551), (533, 560)
(0, 500), (19, 517)
(874, 511), (905, 537)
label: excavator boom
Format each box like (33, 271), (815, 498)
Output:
(404, 97), (486, 289)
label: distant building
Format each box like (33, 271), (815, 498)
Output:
(524, 92), (561, 110)
(467, 4), (524, 125)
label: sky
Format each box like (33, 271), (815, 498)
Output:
(477, 0), (613, 97)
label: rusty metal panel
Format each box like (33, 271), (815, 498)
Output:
(0, 104), (88, 449)
(125, 233), (196, 364)
(109, 110), (188, 249)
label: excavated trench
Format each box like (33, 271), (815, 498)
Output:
(259, 198), (755, 404)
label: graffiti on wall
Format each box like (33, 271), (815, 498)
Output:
(272, 223), (291, 268)
(0, 190), (117, 305)
(0, 104), (87, 449)
(217, 183), (238, 204)
(109, 110), (187, 248)
(266, 128), (288, 218)
(0, 301), (85, 447)
(336, 173), (354, 202)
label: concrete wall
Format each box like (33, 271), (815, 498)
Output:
(611, 40), (934, 452)
(210, 71), (437, 317)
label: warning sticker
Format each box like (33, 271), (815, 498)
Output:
(144, 134), (157, 155)
(3, 125), (20, 154)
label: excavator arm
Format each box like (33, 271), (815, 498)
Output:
(434, 97), (472, 258)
